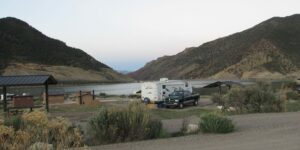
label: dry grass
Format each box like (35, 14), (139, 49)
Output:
(1, 111), (84, 150)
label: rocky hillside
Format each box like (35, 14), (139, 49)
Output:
(130, 14), (300, 80)
(0, 17), (132, 83)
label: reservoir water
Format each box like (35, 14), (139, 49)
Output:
(4, 80), (251, 96)
(62, 80), (248, 95)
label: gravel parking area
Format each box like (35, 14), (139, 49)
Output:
(93, 112), (300, 150)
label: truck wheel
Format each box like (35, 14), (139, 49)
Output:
(179, 103), (184, 109)
(193, 100), (198, 106)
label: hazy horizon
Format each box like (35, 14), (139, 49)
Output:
(1, 0), (299, 71)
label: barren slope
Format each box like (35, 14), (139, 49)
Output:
(3, 63), (132, 83)
(0, 17), (132, 82)
(130, 14), (300, 80)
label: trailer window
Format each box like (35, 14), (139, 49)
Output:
(162, 85), (166, 89)
(170, 91), (181, 96)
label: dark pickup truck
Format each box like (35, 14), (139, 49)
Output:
(164, 91), (200, 109)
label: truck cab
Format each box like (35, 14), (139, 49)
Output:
(164, 90), (200, 109)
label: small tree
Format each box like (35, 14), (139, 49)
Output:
(223, 82), (284, 114)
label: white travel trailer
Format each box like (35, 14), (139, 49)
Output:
(141, 78), (192, 103)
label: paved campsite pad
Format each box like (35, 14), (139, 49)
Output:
(92, 112), (300, 150)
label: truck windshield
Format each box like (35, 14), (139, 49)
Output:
(170, 91), (182, 96)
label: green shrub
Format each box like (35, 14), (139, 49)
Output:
(178, 118), (199, 135)
(224, 88), (246, 113)
(146, 119), (164, 139)
(199, 113), (234, 134)
(128, 94), (141, 99)
(286, 91), (299, 100)
(4, 115), (22, 131)
(211, 93), (224, 105)
(87, 102), (163, 145)
(223, 82), (284, 113)
(99, 93), (107, 97)
(179, 118), (189, 135)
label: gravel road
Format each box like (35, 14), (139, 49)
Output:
(92, 111), (300, 150)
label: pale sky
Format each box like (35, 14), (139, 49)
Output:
(1, 0), (299, 71)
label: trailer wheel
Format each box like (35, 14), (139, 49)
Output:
(193, 100), (198, 106)
(179, 103), (184, 109)
(144, 98), (150, 105)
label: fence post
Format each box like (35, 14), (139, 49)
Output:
(79, 90), (82, 105)
(92, 90), (95, 100)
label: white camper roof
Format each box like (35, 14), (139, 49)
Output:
(142, 78), (187, 85)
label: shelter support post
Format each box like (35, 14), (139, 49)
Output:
(45, 82), (49, 112)
(218, 85), (222, 105)
(3, 86), (7, 112)
(79, 91), (82, 104)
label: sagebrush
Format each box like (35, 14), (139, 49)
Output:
(199, 113), (234, 134)
(286, 91), (299, 100)
(87, 102), (164, 145)
(1, 111), (84, 150)
(219, 82), (284, 113)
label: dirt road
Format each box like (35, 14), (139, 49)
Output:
(92, 112), (300, 150)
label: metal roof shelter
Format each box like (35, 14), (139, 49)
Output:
(203, 81), (243, 88)
(203, 81), (243, 94)
(0, 75), (58, 112)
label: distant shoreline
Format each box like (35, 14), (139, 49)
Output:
(54, 80), (137, 86)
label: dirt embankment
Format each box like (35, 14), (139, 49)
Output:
(3, 63), (133, 83)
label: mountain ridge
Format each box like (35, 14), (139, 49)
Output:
(129, 14), (300, 80)
(0, 17), (132, 82)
